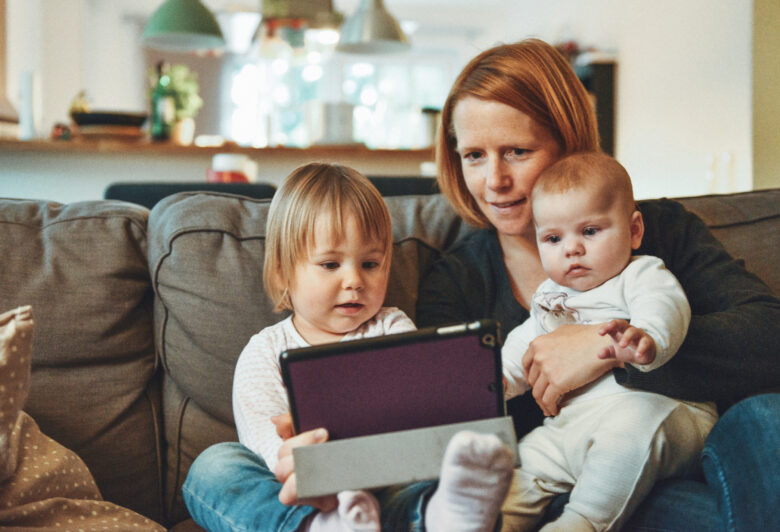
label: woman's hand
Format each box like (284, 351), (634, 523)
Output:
(270, 414), (337, 512)
(522, 323), (620, 416)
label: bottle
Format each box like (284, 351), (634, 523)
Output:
(150, 62), (175, 142)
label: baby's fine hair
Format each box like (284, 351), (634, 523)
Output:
(533, 152), (637, 216)
(263, 162), (393, 312)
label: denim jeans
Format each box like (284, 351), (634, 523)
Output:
(539, 394), (780, 532)
(184, 394), (779, 532)
(700, 393), (780, 532)
(182, 442), (437, 532)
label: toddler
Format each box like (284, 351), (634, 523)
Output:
(500, 152), (718, 532)
(210, 163), (513, 532)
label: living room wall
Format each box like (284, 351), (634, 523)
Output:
(5, 0), (774, 199)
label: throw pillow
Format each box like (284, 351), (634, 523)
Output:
(0, 306), (165, 530)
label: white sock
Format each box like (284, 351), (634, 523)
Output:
(305, 490), (381, 532)
(425, 431), (515, 532)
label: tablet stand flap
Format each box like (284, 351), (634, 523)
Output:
(293, 416), (518, 498)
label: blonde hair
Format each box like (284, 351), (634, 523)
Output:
(436, 38), (601, 228)
(533, 152), (636, 216)
(263, 163), (393, 312)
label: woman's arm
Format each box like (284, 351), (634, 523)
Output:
(622, 200), (780, 408)
(416, 231), (618, 417)
(521, 324), (620, 415)
(416, 255), (481, 327)
(415, 230), (529, 332)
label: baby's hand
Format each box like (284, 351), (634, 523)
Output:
(597, 319), (656, 366)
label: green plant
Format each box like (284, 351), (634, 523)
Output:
(149, 64), (203, 121)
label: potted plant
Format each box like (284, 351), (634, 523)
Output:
(149, 63), (203, 145)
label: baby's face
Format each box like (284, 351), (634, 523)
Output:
(288, 213), (389, 345)
(533, 187), (642, 291)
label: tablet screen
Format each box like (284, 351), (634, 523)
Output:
(281, 319), (504, 440)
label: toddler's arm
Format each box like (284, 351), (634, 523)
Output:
(597, 319), (656, 365)
(232, 332), (290, 470)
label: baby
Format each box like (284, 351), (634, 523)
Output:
(500, 152), (718, 532)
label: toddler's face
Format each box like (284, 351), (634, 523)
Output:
(533, 187), (642, 291)
(289, 213), (389, 345)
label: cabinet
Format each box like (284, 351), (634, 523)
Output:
(576, 60), (616, 156)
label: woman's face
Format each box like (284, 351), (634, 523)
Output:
(452, 97), (563, 238)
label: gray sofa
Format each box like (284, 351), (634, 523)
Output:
(0, 187), (777, 529)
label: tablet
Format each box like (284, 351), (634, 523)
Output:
(280, 319), (504, 440)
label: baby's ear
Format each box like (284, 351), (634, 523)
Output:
(629, 210), (644, 250)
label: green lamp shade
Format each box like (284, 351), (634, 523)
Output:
(142, 0), (225, 52)
(336, 0), (409, 54)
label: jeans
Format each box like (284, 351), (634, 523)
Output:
(182, 442), (437, 532)
(184, 394), (779, 532)
(538, 394), (780, 532)
(700, 393), (780, 532)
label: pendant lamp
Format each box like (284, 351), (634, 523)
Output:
(336, 0), (409, 54)
(142, 0), (225, 52)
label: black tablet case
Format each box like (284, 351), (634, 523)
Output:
(281, 319), (504, 440)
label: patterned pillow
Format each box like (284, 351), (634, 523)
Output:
(0, 306), (33, 480)
(0, 306), (165, 530)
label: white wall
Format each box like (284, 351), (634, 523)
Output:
(3, 0), (757, 201)
(369, 0), (754, 197)
(430, 0), (753, 198)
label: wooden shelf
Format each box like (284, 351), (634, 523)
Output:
(0, 138), (434, 158)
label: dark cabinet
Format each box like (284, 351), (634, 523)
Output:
(576, 61), (616, 155)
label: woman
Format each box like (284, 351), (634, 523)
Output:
(415, 38), (780, 530)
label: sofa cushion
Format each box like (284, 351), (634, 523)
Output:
(675, 188), (779, 294)
(0, 199), (163, 523)
(148, 192), (273, 522)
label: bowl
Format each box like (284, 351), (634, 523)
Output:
(70, 111), (148, 128)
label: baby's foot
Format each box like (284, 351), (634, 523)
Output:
(425, 431), (515, 532)
(305, 490), (380, 532)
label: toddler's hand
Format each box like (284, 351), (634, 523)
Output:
(597, 319), (656, 366)
(274, 426), (337, 512)
(271, 413), (295, 440)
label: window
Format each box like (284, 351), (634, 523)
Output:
(219, 24), (457, 148)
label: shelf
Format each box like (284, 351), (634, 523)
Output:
(0, 138), (434, 158)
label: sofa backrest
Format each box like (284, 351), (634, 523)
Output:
(0, 198), (164, 523)
(673, 189), (779, 292)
